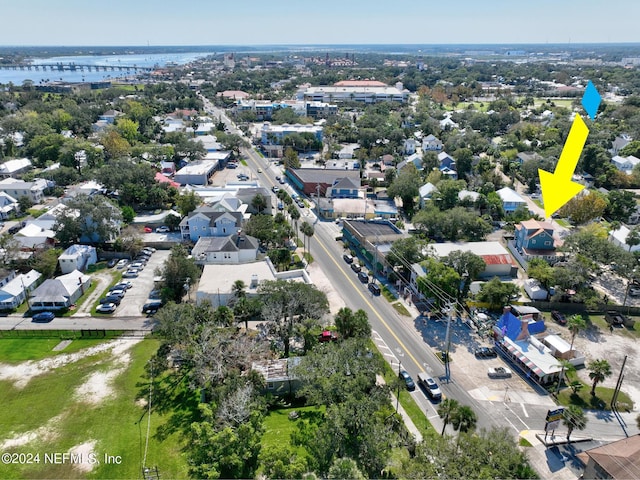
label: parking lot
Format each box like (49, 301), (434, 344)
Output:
(210, 163), (257, 187)
(103, 249), (170, 317)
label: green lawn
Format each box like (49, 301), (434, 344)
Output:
(261, 405), (325, 452)
(557, 382), (634, 412)
(381, 285), (397, 303)
(0, 339), (190, 479)
(392, 302), (411, 317)
(0, 338), (112, 363)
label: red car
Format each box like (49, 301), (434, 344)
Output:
(143, 227), (152, 233)
(318, 330), (338, 342)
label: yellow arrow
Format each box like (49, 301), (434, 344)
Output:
(538, 114), (588, 218)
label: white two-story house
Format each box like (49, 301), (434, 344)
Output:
(179, 206), (243, 242)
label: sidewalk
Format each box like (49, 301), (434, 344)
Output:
(376, 374), (423, 443)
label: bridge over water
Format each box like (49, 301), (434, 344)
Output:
(0, 63), (158, 73)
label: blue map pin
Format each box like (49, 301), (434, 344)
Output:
(582, 80), (601, 120)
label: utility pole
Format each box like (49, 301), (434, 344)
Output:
(444, 302), (452, 383)
(396, 360), (402, 413)
(316, 183), (321, 219)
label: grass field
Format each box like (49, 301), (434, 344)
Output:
(392, 302), (411, 317)
(0, 338), (112, 363)
(0, 339), (190, 479)
(261, 405), (325, 453)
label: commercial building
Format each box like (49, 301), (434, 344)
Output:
(426, 241), (517, 278)
(285, 168), (360, 196)
(342, 219), (405, 273)
(577, 435), (640, 479)
(298, 80), (409, 104)
(173, 160), (218, 186)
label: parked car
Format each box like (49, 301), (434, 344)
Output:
(257, 168), (262, 173)
(142, 247), (156, 255)
(318, 330), (338, 342)
(143, 227), (152, 233)
(226, 163), (238, 169)
(368, 283), (381, 295)
(142, 300), (163, 314)
(107, 288), (126, 299)
(148, 289), (162, 300)
(113, 281), (132, 290)
(32, 311), (55, 323)
(296, 200), (305, 208)
(100, 295), (122, 306)
(277, 202), (284, 210)
(156, 226), (170, 233)
(350, 262), (362, 273)
(106, 259), (118, 268)
(122, 269), (139, 278)
(343, 254), (354, 264)
(279, 178), (285, 184)
(399, 370), (416, 391)
(96, 303), (117, 314)
(357, 271), (369, 283)
(130, 261), (145, 270)
(551, 310), (567, 325)
(474, 346), (498, 358)
(272, 186), (280, 193)
(417, 372), (442, 400)
(116, 259), (128, 269)
(275, 175), (281, 181)
(488, 367), (512, 378)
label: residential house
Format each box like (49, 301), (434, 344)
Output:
(252, 357), (302, 396)
(397, 153), (423, 171)
(195, 122), (215, 136)
(98, 109), (123, 124)
(458, 190), (480, 203)
(439, 115), (459, 130)
(325, 159), (360, 170)
(197, 135), (223, 152)
(58, 245), (98, 274)
(437, 151), (456, 170)
(439, 166), (458, 180)
(285, 168), (360, 197)
(328, 177), (361, 199)
(0, 178), (49, 204)
(29, 270), (91, 311)
(576, 434), (640, 480)
(14, 223), (56, 250)
(161, 116), (185, 134)
(419, 182), (437, 207)
(422, 134), (443, 151)
(236, 187), (273, 215)
(609, 134), (632, 156)
(191, 233), (259, 265)
(611, 154), (640, 175)
(515, 151), (543, 165)
(0, 192), (19, 220)
(160, 161), (176, 176)
(0, 269), (16, 288)
(403, 138), (417, 155)
(609, 225), (640, 253)
(0, 269), (41, 310)
(336, 143), (360, 159)
(179, 207), (243, 242)
(514, 219), (563, 263)
(0, 158), (32, 178)
(496, 187), (527, 213)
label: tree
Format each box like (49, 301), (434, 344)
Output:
(387, 164), (421, 212)
(527, 258), (555, 297)
(588, 359), (612, 395)
(115, 118), (139, 144)
(558, 191), (607, 225)
(101, 129), (131, 160)
(300, 221), (315, 260)
(245, 214), (276, 246)
(120, 205), (135, 224)
(605, 190), (637, 222)
(115, 226), (144, 257)
(626, 227), (640, 252)
(442, 250), (486, 301)
(450, 404), (477, 433)
(328, 457), (366, 480)
(288, 204), (301, 236)
(250, 193), (267, 214)
(157, 244), (201, 303)
(258, 280), (329, 357)
(433, 179), (466, 210)
(416, 257), (460, 307)
(477, 277), (520, 310)
(283, 147), (301, 169)
(53, 194), (123, 245)
(334, 307), (371, 340)
(566, 314), (587, 353)
(258, 444), (308, 480)
(176, 190), (201, 216)
(562, 405), (587, 443)
(231, 280), (246, 301)
(387, 237), (427, 276)
(212, 305), (235, 327)
(17, 196), (33, 212)
(437, 398), (460, 435)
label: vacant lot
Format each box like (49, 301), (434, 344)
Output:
(0, 337), (188, 479)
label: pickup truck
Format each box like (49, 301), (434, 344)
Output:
(605, 311), (636, 328)
(488, 367), (513, 378)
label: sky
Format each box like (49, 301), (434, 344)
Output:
(1, 0), (639, 46)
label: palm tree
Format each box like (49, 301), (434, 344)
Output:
(554, 359), (576, 396)
(588, 359), (612, 395)
(300, 222), (314, 260)
(450, 404), (477, 433)
(302, 222), (314, 259)
(231, 280), (246, 301)
(437, 398), (460, 436)
(288, 204), (300, 235)
(563, 405), (587, 443)
(251, 194), (267, 214)
(566, 314), (587, 353)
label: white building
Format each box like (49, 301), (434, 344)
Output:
(0, 269), (41, 310)
(611, 154), (640, 175)
(29, 270), (91, 311)
(174, 160), (218, 186)
(609, 225), (640, 253)
(260, 123), (324, 145)
(15, 223), (56, 249)
(0, 192), (19, 220)
(196, 258), (311, 307)
(298, 81), (409, 104)
(58, 245), (98, 274)
(0, 178), (49, 204)
(191, 234), (259, 265)
(0, 158), (32, 178)
(523, 279), (548, 300)
(496, 187), (527, 213)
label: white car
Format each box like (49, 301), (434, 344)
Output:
(122, 269), (139, 278)
(488, 367), (513, 378)
(116, 259), (128, 269)
(130, 262), (145, 270)
(156, 226), (171, 233)
(96, 303), (117, 314)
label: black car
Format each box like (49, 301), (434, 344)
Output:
(399, 370), (416, 391)
(100, 295), (122, 306)
(551, 310), (567, 325)
(142, 300), (164, 314)
(106, 258), (118, 268)
(474, 346), (497, 358)
(368, 283), (381, 295)
(357, 271), (369, 283)
(350, 262), (362, 273)
(32, 311), (55, 323)
(343, 254), (354, 264)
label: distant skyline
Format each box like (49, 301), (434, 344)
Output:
(2, 1), (639, 47)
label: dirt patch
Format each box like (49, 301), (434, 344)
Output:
(69, 440), (98, 473)
(0, 337), (142, 389)
(0, 414), (63, 450)
(572, 329), (640, 409)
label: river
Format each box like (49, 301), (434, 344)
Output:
(0, 51), (214, 85)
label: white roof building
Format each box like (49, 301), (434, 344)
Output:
(609, 225), (640, 252)
(0, 158), (32, 178)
